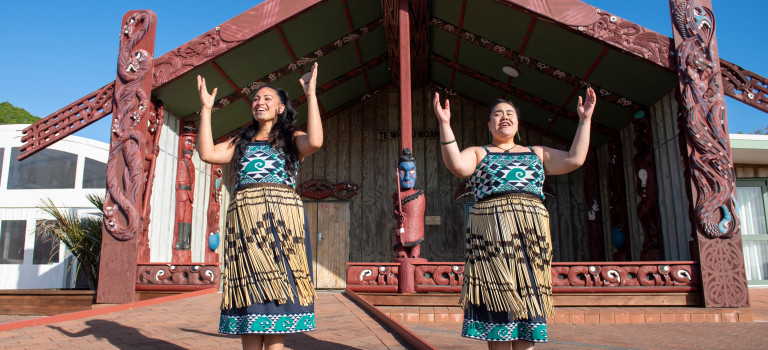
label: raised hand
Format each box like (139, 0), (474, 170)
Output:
(197, 75), (217, 110)
(433, 92), (451, 124)
(300, 62), (318, 96)
(577, 86), (596, 121)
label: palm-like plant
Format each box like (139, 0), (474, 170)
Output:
(37, 194), (103, 290)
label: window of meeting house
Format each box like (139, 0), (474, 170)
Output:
(0, 220), (26, 264)
(82, 157), (107, 188)
(33, 220), (59, 264)
(8, 147), (77, 189)
(0, 148), (4, 181)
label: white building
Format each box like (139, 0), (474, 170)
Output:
(0, 124), (108, 289)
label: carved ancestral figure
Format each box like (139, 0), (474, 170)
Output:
(392, 148), (425, 259)
(173, 124), (197, 256)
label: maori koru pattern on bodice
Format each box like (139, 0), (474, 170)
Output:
(470, 151), (545, 201)
(237, 142), (298, 189)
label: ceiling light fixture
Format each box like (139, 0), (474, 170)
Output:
(502, 65), (520, 78)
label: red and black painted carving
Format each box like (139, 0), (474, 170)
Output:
(136, 264), (220, 290)
(670, 0), (748, 308)
(297, 179), (360, 200)
(205, 164), (223, 264)
(346, 263), (399, 293)
(172, 123), (197, 263)
(551, 262), (698, 290)
(720, 59), (768, 114)
(19, 83), (115, 160)
(103, 10), (156, 241)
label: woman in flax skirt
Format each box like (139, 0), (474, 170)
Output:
(196, 62), (322, 350)
(433, 86), (595, 350)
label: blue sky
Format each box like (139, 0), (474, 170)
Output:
(1, 1), (765, 143)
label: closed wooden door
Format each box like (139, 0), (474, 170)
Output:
(304, 202), (349, 289)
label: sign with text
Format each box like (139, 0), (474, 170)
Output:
(376, 130), (440, 140)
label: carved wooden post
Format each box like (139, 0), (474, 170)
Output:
(607, 139), (631, 261)
(669, 0), (748, 307)
(137, 99), (165, 263)
(172, 122), (198, 263)
(583, 150), (605, 261)
(97, 10), (157, 304)
(205, 164), (223, 264)
(632, 112), (664, 260)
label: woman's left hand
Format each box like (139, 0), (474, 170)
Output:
(577, 86), (596, 121)
(300, 62), (318, 97)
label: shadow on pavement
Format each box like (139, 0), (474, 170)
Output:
(286, 332), (367, 350)
(48, 319), (185, 349)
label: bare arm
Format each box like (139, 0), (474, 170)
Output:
(537, 87), (595, 175)
(196, 75), (236, 164)
(433, 92), (481, 178)
(295, 62), (323, 160)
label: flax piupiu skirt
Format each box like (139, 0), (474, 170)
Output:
(460, 193), (552, 343)
(218, 183), (316, 335)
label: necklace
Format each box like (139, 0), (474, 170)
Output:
(491, 143), (516, 153)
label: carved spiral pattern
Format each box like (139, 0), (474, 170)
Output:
(699, 238), (748, 306)
(104, 11), (154, 241)
(674, 1), (740, 239)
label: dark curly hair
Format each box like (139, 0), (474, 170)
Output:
(231, 85), (300, 180)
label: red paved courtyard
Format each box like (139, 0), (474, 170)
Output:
(1, 288), (767, 349)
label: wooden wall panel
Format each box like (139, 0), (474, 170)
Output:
(301, 87), (601, 263)
(649, 91), (692, 260)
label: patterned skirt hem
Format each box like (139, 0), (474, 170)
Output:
(218, 313), (315, 335)
(460, 319), (547, 343)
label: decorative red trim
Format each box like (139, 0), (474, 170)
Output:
(720, 58), (768, 114)
(152, 0), (325, 88)
(432, 82), (572, 145)
(431, 53), (616, 136)
(341, 0), (371, 92)
(398, 0), (413, 152)
(432, 18), (642, 114)
(347, 261), (699, 292)
(518, 17), (537, 54)
(297, 179), (360, 200)
(495, 0), (675, 70)
(449, 1), (468, 89)
(291, 55), (387, 107)
(193, 18), (384, 119)
(211, 61), (249, 104)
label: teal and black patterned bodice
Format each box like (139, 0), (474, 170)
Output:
(470, 146), (545, 201)
(236, 141), (298, 190)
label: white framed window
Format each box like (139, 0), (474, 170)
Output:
(736, 179), (768, 285)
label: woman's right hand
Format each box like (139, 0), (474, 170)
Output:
(197, 75), (217, 110)
(433, 92), (451, 124)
